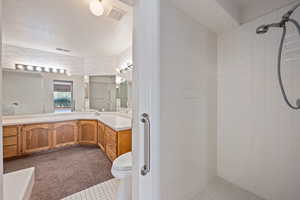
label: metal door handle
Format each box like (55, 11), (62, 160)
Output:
(141, 113), (150, 176)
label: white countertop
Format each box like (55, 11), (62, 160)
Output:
(3, 112), (132, 131)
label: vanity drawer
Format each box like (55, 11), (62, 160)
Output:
(4, 145), (18, 158)
(4, 136), (17, 146)
(3, 126), (18, 137)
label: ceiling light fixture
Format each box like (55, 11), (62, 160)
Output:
(89, 0), (104, 16)
(26, 65), (34, 71)
(117, 63), (133, 74)
(16, 64), (24, 70)
(15, 64), (68, 75)
(35, 66), (42, 72)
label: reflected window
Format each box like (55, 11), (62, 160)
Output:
(53, 80), (73, 113)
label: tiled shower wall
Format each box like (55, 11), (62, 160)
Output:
(160, 1), (217, 199)
(218, 4), (300, 200)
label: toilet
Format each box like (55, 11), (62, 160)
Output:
(111, 152), (132, 200)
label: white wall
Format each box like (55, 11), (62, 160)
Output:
(84, 55), (117, 75)
(160, 1), (218, 200)
(2, 44), (118, 76)
(2, 44), (85, 75)
(218, 4), (300, 200)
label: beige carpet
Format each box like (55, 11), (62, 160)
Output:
(4, 145), (113, 200)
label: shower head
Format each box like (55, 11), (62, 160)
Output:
(256, 2), (300, 35)
(256, 25), (269, 34)
(256, 23), (282, 34)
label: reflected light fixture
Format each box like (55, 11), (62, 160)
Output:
(59, 69), (65, 74)
(116, 76), (125, 84)
(89, 0), (104, 16)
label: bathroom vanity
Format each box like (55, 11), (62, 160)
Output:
(2, 112), (132, 161)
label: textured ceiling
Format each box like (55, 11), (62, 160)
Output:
(3, 0), (133, 57)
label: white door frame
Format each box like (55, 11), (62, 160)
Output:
(132, 0), (160, 199)
(0, 0), (3, 198)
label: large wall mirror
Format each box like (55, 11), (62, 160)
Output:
(2, 69), (85, 116)
(89, 75), (132, 112)
(2, 70), (133, 116)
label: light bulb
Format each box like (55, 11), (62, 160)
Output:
(89, 0), (104, 16)
(36, 66), (42, 72)
(16, 64), (24, 70)
(27, 66), (34, 71)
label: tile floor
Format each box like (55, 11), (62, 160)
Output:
(62, 179), (119, 200)
(62, 177), (264, 200)
(194, 177), (264, 200)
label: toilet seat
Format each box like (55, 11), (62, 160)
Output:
(111, 152), (132, 200)
(112, 152), (132, 171)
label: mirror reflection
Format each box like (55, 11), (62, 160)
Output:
(2, 70), (132, 116)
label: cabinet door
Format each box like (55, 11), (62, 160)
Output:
(53, 121), (78, 148)
(22, 124), (52, 154)
(105, 126), (117, 161)
(79, 120), (97, 144)
(98, 122), (105, 151)
(117, 129), (132, 156)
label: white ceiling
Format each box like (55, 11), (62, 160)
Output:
(230, 0), (298, 23)
(170, 0), (300, 33)
(3, 0), (133, 57)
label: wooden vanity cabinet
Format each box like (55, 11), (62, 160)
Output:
(3, 126), (21, 158)
(98, 121), (105, 151)
(53, 121), (78, 148)
(105, 126), (117, 161)
(78, 120), (98, 144)
(3, 119), (131, 160)
(104, 126), (132, 161)
(22, 123), (52, 154)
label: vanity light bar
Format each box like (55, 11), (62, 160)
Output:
(15, 64), (67, 74)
